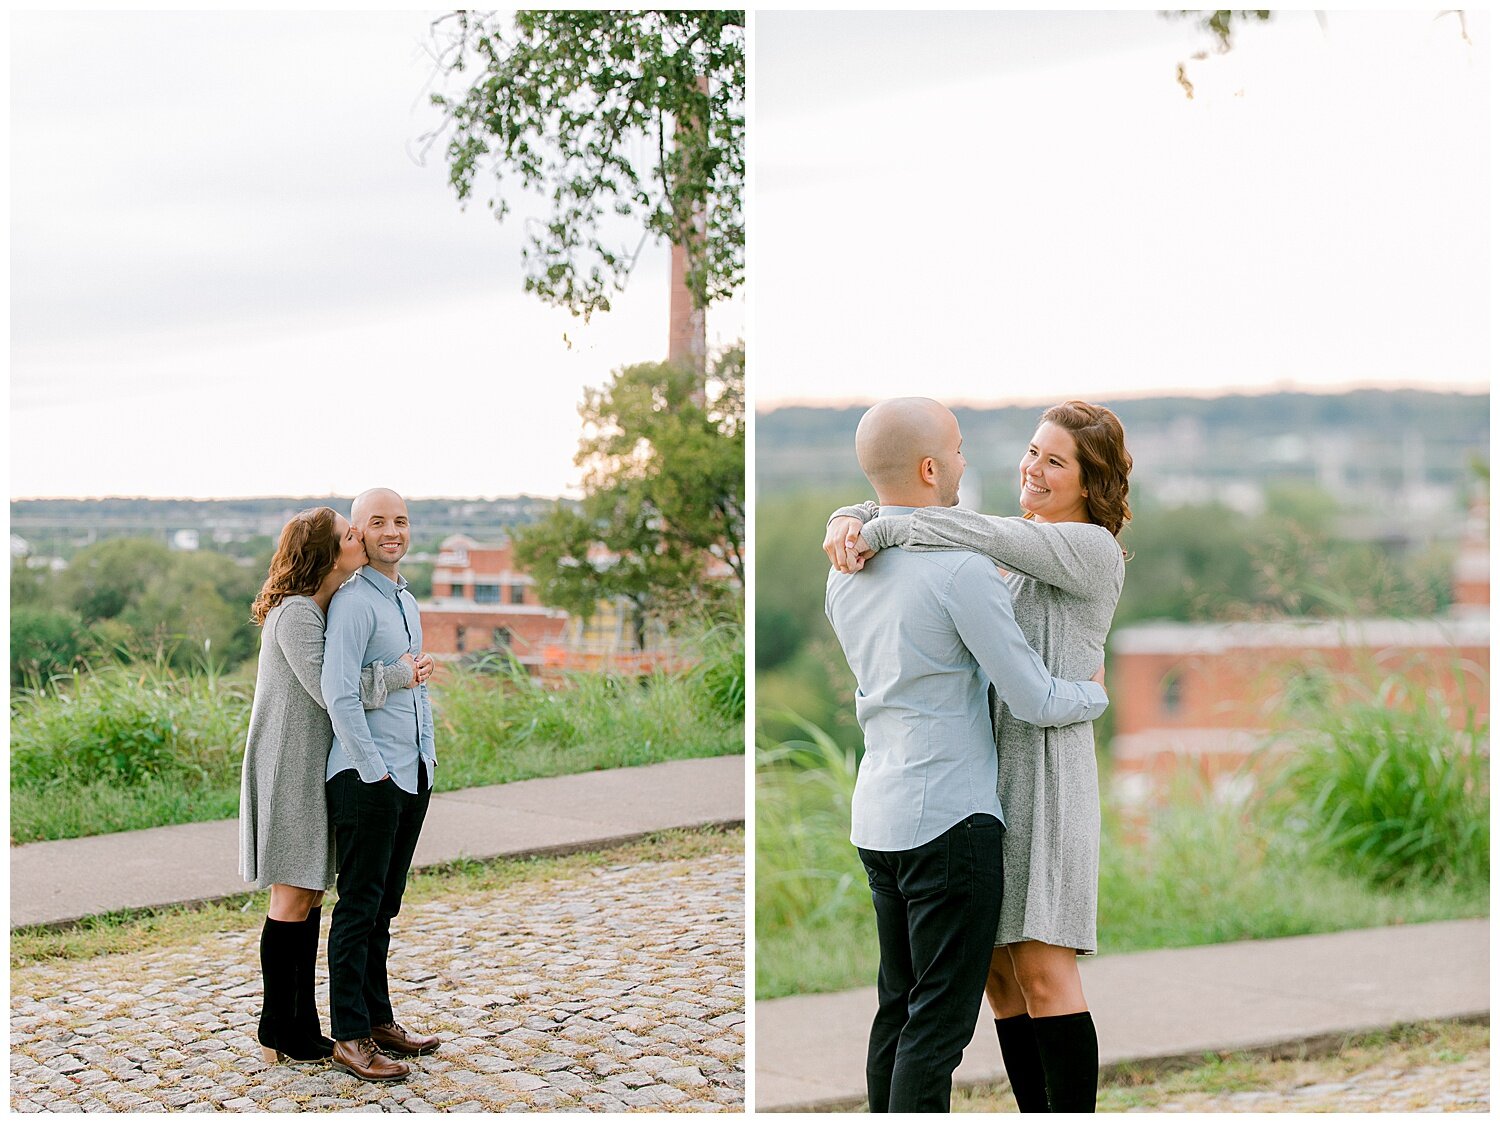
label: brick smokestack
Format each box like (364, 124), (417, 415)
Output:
(668, 75), (709, 404)
(669, 239), (706, 384)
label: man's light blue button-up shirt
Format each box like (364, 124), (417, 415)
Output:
(826, 508), (1108, 852)
(323, 567), (436, 793)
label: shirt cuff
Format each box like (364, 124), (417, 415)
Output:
(351, 754), (388, 784)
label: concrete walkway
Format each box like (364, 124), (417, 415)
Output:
(10, 755), (745, 929)
(755, 917), (1489, 1112)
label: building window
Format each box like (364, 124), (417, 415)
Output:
(447, 582), (466, 598)
(474, 584), (501, 604)
(456, 625), (467, 653)
(492, 627), (512, 650)
(1161, 672), (1183, 717)
(509, 584), (527, 605)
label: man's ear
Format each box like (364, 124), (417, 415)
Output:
(919, 456), (937, 484)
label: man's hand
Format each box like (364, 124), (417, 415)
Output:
(824, 516), (876, 573)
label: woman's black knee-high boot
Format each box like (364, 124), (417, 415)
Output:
(1031, 1011), (1099, 1112)
(258, 916), (332, 1063)
(995, 1014), (1051, 1111)
(291, 907), (334, 1055)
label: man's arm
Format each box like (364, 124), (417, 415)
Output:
(947, 556), (1107, 728)
(407, 592), (436, 769)
(418, 681), (435, 765)
(322, 591), (390, 783)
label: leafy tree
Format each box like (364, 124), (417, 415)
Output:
(514, 347), (744, 646)
(58, 539), (175, 624)
(427, 9), (745, 322)
(11, 560), (55, 610)
(577, 345), (744, 583)
(122, 551), (262, 670)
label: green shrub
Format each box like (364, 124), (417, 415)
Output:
(11, 660), (251, 789)
(1264, 668), (1489, 888)
(10, 606), (94, 688)
(689, 621), (746, 722)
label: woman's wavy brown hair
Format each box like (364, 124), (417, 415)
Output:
(1026, 400), (1133, 538)
(250, 506), (342, 625)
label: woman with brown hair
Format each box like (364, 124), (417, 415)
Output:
(238, 506), (433, 1063)
(824, 400), (1132, 1112)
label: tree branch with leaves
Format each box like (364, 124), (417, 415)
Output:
(425, 9), (745, 321)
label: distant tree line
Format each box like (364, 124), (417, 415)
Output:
(11, 539), (268, 687)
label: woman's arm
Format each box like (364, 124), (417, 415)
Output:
(890, 507), (1122, 598)
(824, 501), (881, 570)
(274, 600), (407, 710)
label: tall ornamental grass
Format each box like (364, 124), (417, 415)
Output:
(11, 624), (744, 843)
(755, 714), (877, 998)
(756, 713), (1489, 1000)
(10, 659), (253, 842)
(1263, 667), (1489, 889)
(432, 632), (743, 790)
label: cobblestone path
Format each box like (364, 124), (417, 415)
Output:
(11, 853), (744, 1112)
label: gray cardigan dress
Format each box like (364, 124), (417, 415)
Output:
(238, 595), (412, 891)
(836, 503), (1124, 953)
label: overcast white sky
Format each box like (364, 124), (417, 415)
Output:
(754, 9), (1489, 409)
(10, 10), (743, 499)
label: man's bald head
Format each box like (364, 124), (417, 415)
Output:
(855, 398), (965, 507)
(351, 487), (406, 525)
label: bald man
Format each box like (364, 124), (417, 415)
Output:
(321, 488), (439, 1081)
(824, 399), (1108, 1113)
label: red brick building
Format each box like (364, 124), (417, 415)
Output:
(420, 535), (568, 667)
(1107, 496), (1489, 801)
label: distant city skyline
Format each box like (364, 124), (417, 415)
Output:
(755, 10), (1488, 408)
(10, 11), (742, 500)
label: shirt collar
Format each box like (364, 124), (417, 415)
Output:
(357, 566), (407, 598)
(881, 505), (917, 516)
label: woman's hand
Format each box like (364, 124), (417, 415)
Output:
(824, 516), (877, 573)
(400, 652), (436, 687)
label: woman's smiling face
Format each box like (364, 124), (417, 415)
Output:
(1018, 421), (1090, 524)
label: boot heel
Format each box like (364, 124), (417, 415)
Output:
(260, 1045), (284, 1064)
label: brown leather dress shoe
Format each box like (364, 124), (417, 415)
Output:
(330, 1038), (409, 1082)
(370, 1021), (440, 1057)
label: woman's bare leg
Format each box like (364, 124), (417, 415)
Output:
(267, 884), (324, 923)
(1008, 940), (1087, 1017)
(985, 945), (1028, 1018)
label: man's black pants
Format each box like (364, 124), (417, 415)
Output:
(326, 764), (431, 1041)
(858, 813), (1004, 1113)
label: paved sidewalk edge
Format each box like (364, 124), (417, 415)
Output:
(12, 817), (745, 933)
(762, 1012), (1494, 1113)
